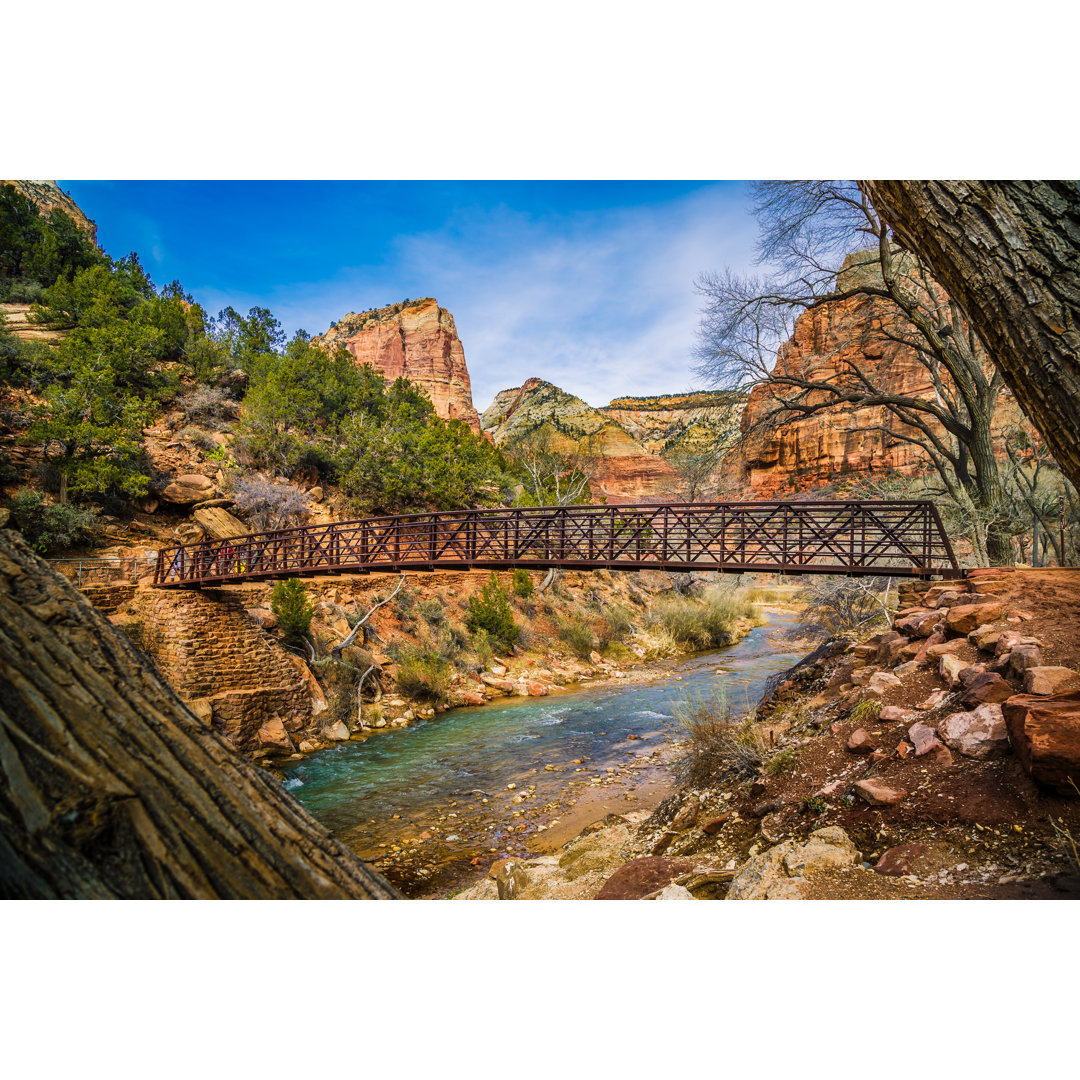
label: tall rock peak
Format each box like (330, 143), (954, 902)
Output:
(313, 297), (480, 432)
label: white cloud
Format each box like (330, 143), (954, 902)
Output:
(190, 184), (760, 411)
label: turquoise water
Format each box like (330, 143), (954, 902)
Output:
(280, 613), (804, 892)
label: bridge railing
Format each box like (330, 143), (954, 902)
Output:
(152, 501), (961, 587)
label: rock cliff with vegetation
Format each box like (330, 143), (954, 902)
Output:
(313, 297), (481, 432)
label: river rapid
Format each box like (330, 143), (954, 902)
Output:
(281, 612), (805, 897)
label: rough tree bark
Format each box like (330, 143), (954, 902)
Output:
(0, 532), (401, 899)
(859, 181), (1080, 491)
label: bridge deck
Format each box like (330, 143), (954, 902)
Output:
(152, 501), (962, 588)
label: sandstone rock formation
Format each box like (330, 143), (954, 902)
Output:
(313, 298), (481, 431)
(736, 255), (1026, 496)
(600, 391), (743, 459)
(2, 180), (97, 242)
(481, 377), (677, 501)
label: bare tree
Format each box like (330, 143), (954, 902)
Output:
(696, 181), (1018, 565)
(231, 477), (310, 532)
(508, 427), (601, 507)
(858, 181), (1080, 493)
(667, 441), (727, 502)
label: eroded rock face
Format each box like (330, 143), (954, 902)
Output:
(736, 253), (1027, 496)
(313, 298), (481, 432)
(2, 180), (97, 242)
(161, 474), (217, 505)
(727, 826), (857, 900)
(481, 377), (677, 501)
(1003, 691), (1080, 793)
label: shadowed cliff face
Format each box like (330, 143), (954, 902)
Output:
(313, 298), (481, 432)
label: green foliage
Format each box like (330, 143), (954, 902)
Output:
(0, 184), (104, 300)
(673, 692), (766, 787)
(647, 587), (760, 650)
(557, 614), (595, 659)
(849, 699), (882, 725)
(803, 795), (828, 815)
(511, 568), (534, 598)
(764, 745), (799, 776)
(270, 578), (314, 643)
(8, 488), (98, 553)
(465, 573), (519, 651)
(396, 643), (453, 703)
(416, 595), (446, 626)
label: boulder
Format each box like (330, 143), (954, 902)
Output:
(969, 624), (1008, 651)
(321, 719), (350, 741)
(702, 813), (730, 835)
(257, 718), (294, 751)
(193, 506), (248, 541)
(914, 689), (948, 711)
(853, 778), (908, 805)
(867, 671), (903, 696)
(946, 601), (1006, 635)
(186, 697), (213, 724)
(847, 728), (874, 754)
(876, 632), (910, 665)
(480, 674), (515, 693)
(926, 638), (966, 660)
(488, 855), (563, 899)
(908, 721), (942, 756)
(161, 473), (216, 505)
(526, 682), (549, 697)
(670, 800), (700, 830)
(940, 653), (968, 688)
(652, 883), (695, 900)
(288, 655), (328, 715)
(880, 705), (913, 722)
(246, 607), (277, 629)
(173, 523), (205, 544)
(1024, 667), (1080, 696)
(461, 691), (486, 706)
(558, 823), (632, 881)
(727, 827), (857, 899)
(874, 843), (928, 876)
(960, 672), (1015, 707)
(937, 703), (1009, 759)
(594, 857), (696, 900)
(1007, 643), (1045, 675)
(1002, 691), (1080, 794)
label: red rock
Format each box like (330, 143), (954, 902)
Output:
(960, 672), (1015, 707)
(480, 674), (515, 693)
(940, 653), (968, 687)
(1007, 644), (1044, 675)
(595, 857), (696, 900)
(908, 721), (942, 756)
(869, 749), (888, 763)
(914, 689), (948, 710)
(926, 639), (965, 660)
(527, 682), (548, 697)
(853, 778), (908, 805)
(257, 718), (294, 751)
(313, 299), (481, 431)
(937, 703), (1009, 759)
(880, 705), (913, 722)
(161, 473), (216, 505)
(1003, 691), (1080, 794)
(846, 728), (874, 754)
(874, 843), (927, 876)
(461, 691), (486, 706)
(867, 671), (903, 696)
(671, 801), (700, 831)
(1024, 667), (1080, 696)
(946, 602), (1006, 635)
(896, 741), (909, 757)
(702, 813), (730, 835)
(925, 743), (955, 766)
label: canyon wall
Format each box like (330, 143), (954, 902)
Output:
(481, 377), (678, 502)
(737, 258), (1025, 496)
(313, 298), (481, 432)
(601, 390), (743, 458)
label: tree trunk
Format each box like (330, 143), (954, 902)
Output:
(859, 181), (1080, 491)
(0, 531), (401, 900)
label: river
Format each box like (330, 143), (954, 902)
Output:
(280, 611), (805, 896)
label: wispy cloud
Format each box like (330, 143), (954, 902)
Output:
(192, 184), (759, 411)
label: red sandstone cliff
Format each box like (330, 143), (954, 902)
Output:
(738, 287), (1024, 496)
(313, 298), (481, 432)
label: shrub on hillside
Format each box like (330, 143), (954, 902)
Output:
(8, 488), (98, 554)
(557, 615), (595, 660)
(178, 384), (235, 425)
(396, 644), (453, 703)
(512, 568), (534, 599)
(648, 587), (759, 650)
(465, 573), (519, 651)
(270, 578), (314, 643)
(232, 478), (309, 533)
(673, 694), (767, 788)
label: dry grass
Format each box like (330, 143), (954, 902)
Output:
(648, 586), (764, 650)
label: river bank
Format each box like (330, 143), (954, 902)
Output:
(281, 612), (806, 896)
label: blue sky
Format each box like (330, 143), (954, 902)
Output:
(62, 181), (759, 410)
